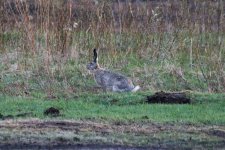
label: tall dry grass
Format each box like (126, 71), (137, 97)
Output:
(0, 0), (225, 96)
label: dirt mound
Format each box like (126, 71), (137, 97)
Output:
(146, 91), (191, 104)
(44, 107), (60, 117)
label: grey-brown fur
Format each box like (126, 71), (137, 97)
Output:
(86, 49), (140, 92)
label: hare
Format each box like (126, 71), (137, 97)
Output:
(86, 49), (140, 92)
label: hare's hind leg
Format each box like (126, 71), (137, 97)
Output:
(102, 86), (109, 93)
(112, 85), (123, 92)
(103, 86), (114, 93)
(102, 86), (107, 93)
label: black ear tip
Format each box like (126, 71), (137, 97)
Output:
(93, 48), (97, 53)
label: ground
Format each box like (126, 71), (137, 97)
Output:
(0, 118), (225, 149)
(0, 92), (225, 149)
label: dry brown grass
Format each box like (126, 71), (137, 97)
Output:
(0, 0), (225, 95)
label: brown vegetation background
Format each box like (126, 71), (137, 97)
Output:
(0, 0), (225, 95)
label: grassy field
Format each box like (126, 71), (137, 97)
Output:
(1, 0), (225, 149)
(0, 92), (225, 149)
(1, 0), (225, 95)
(0, 92), (225, 125)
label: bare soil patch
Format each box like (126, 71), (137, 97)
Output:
(0, 119), (225, 149)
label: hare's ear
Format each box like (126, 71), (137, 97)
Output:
(93, 49), (98, 63)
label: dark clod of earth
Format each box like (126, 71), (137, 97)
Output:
(44, 107), (60, 117)
(146, 91), (191, 104)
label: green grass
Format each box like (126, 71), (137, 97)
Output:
(1, 92), (225, 125)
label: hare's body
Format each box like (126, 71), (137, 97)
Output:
(93, 69), (136, 92)
(87, 49), (140, 92)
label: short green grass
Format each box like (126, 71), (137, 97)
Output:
(1, 92), (225, 125)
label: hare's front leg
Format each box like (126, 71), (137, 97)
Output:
(102, 86), (107, 93)
(102, 86), (113, 93)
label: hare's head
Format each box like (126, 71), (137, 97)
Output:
(86, 49), (99, 70)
